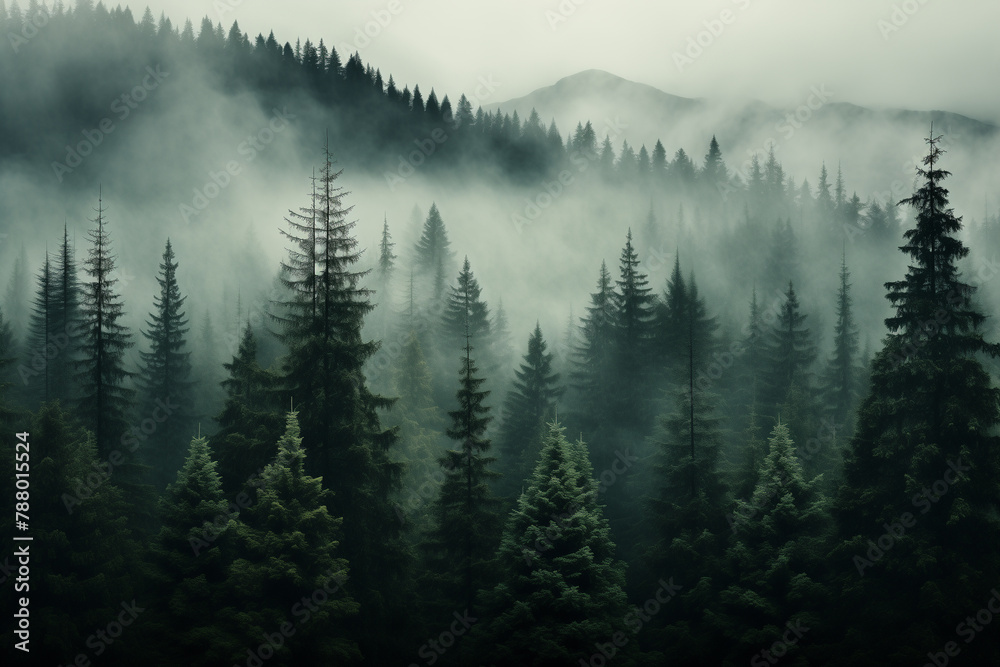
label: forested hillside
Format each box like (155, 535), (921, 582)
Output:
(2, 3), (1000, 666)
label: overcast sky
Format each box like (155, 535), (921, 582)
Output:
(137, 0), (998, 122)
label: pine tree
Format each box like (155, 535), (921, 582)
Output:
(701, 135), (726, 186)
(611, 229), (655, 428)
(272, 146), (407, 663)
(147, 435), (233, 666)
(0, 303), (18, 427)
(24, 251), (53, 407)
(474, 422), (636, 666)
(422, 327), (501, 648)
(715, 422), (831, 665)
(76, 193), (135, 458)
(414, 203), (455, 301)
(763, 281), (815, 410)
(571, 261), (615, 429)
(833, 132), (1000, 664)
(51, 223), (81, 405)
(221, 412), (361, 665)
(138, 239), (196, 489)
(822, 252), (860, 435)
(212, 323), (284, 496)
(441, 256), (491, 353)
(496, 323), (563, 500)
(377, 214), (396, 284)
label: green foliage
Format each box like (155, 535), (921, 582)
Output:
(475, 422), (635, 666)
(496, 323), (563, 501)
(221, 412), (361, 665)
(138, 240), (196, 489)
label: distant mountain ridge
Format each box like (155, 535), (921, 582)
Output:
(490, 69), (998, 202)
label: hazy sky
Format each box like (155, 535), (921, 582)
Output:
(137, 0), (1000, 122)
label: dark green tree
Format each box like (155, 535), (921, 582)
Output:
(763, 281), (815, 411)
(75, 193), (135, 459)
(422, 327), (501, 652)
(611, 229), (656, 427)
(221, 412), (360, 665)
(833, 132), (1000, 665)
(413, 203), (455, 301)
(138, 239), (196, 489)
(496, 323), (563, 500)
(571, 261), (615, 429)
(147, 435), (233, 666)
(475, 422), (636, 666)
(211, 323), (284, 496)
(715, 422), (831, 665)
(273, 147), (407, 663)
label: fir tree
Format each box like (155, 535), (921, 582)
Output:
(138, 239), (196, 489)
(75, 193), (135, 458)
(571, 261), (615, 429)
(24, 251), (53, 406)
(212, 323), (284, 496)
(422, 326), (501, 647)
(496, 323), (563, 500)
(763, 281), (815, 410)
(147, 435), (233, 666)
(611, 229), (655, 428)
(272, 146), (406, 663)
(822, 252), (861, 436)
(414, 203), (455, 301)
(441, 256), (491, 354)
(833, 132), (1000, 664)
(221, 412), (361, 665)
(716, 422), (831, 665)
(475, 422), (636, 666)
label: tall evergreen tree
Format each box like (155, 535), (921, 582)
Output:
(51, 223), (81, 405)
(440, 256), (491, 353)
(763, 281), (815, 410)
(822, 252), (861, 435)
(611, 229), (655, 427)
(422, 326), (501, 646)
(496, 323), (563, 500)
(715, 422), (831, 666)
(273, 146), (407, 663)
(571, 261), (615, 429)
(138, 239), (196, 489)
(24, 251), (53, 407)
(833, 132), (1000, 664)
(76, 193), (135, 458)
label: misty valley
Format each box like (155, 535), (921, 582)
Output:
(3, 3), (1000, 666)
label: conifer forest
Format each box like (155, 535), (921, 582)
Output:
(2, 2), (1000, 665)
